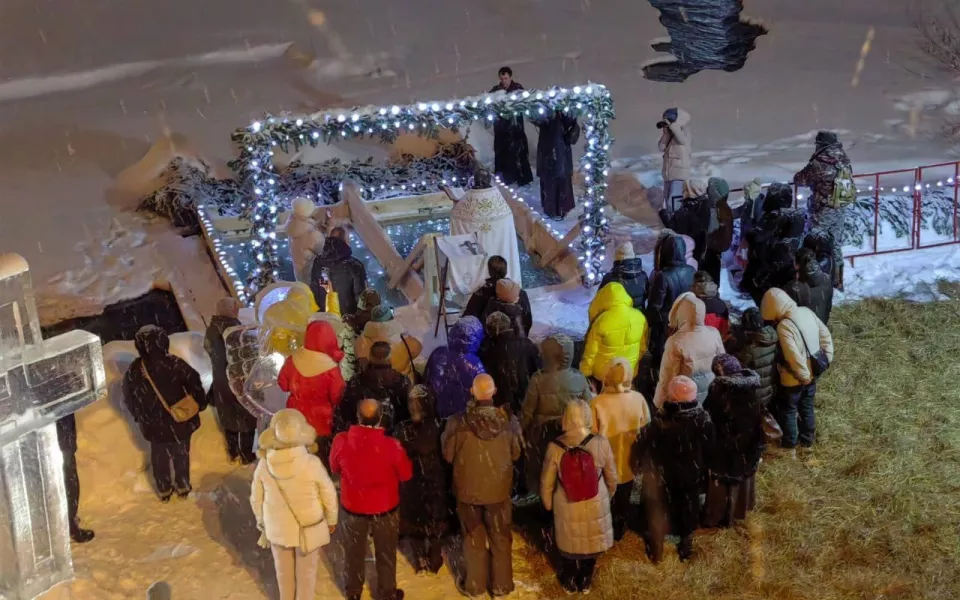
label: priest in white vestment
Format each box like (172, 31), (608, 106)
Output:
(441, 168), (522, 287)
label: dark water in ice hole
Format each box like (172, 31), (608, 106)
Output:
(225, 217), (562, 308)
(643, 0), (768, 83)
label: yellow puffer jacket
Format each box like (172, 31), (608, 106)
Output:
(580, 283), (649, 380)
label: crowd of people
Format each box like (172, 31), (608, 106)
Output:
(61, 95), (852, 599)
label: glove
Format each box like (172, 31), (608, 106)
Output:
(663, 108), (678, 123)
(656, 121), (668, 129)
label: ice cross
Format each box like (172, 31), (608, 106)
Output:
(0, 254), (106, 600)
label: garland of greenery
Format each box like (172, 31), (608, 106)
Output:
(230, 83), (615, 297)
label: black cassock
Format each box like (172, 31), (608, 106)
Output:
(489, 82), (533, 186)
(536, 111), (581, 219)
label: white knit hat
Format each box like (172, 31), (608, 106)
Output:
(615, 242), (635, 261)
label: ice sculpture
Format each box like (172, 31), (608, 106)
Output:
(0, 254), (106, 600)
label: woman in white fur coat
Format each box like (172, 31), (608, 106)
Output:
(251, 409), (339, 600)
(285, 197), (326, 284)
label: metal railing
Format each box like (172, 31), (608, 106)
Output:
(729, 160), (960, 265)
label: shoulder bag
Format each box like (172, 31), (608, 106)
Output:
(271, 474), (328, 554)
(783, 318), (830, 379)
(399, 334), (423, 385)
(141, 363), (200, 423)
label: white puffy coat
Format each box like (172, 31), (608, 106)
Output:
(250, 446), (339, 552)
(285, 206), (324, 284)
(658, 108), (693, 183)
(760, 288), (835, 387)
(654, 292), (725, 408)
(540, 431), (617, 557)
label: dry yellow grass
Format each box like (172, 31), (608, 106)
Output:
(522, 296), (960, 599)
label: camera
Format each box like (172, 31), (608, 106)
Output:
(656, 121), (668, 129)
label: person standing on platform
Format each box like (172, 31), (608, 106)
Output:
(657, 108), (693, 217)
(535, 110), (581, 220)
(490, 67), (533, 187)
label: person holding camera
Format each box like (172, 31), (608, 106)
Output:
(657, 107), (693, 217)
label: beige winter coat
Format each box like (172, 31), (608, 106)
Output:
(541, 431), (617, 557)
(285, 211), (325, 284)
(250, 446), (339, 552)
(355, 320), (422, 382)
(760, 288), (835, 388)
(658, 108), (692, 183)
(590, 390), (651, 484)
(654, 292), (726, 408)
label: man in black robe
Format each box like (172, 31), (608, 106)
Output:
(535, 110), (581, 219)
(489, 67), (533, 187)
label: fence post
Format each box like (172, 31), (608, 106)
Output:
(873, 173), (880, 255)
(914, 167), (922, 249)
(954, 162), (959, 241)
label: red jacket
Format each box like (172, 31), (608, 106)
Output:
(279, 321), (346, 437)
(330, 425), (413, 515)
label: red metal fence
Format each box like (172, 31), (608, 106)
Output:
(731, 160), (960, 266)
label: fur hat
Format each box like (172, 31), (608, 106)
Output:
(471, 374), (497, 401)
(684, 179), (708, 199)
(292, 196), (316, 217)
(707, 177), (730, 204)
(485, 311), (513, 337)
(371, 305), (394, 322)
(495, 278), (521, 304)
(602, 357), (633, 393)
(815, 130), (839, 148)
(358, 288), (382, 311)
(743, 177), (764, 202)
(216, 297), (241, 318)
(667, 376), (698, 403)
(257, 409), (317, 454)
(712, 354), (742, 377)
(615, 242), (635, 262)
(369, 340), (392, 366)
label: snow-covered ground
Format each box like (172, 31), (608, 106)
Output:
(6, 0), (960, 597)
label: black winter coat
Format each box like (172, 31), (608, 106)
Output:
(803, 229), (837, 288)
(310, 237), (367, 316)
(336, 364), (411, 433)
(477, 330), (542, 413)
(734, 327), (779, 408)
(396, 417), (449, 537)
(482, 298), (527, 338)
(536, 112), (580, 180)
(204, 316), (257, 432)
(463, 277), (533, 336)
(646, 234), (696, 356)
(599, 257), (648, 310)
(631, 400), (714, 492)
(799, 261), (834, 324)
(663, 194), (711, 262)
(703, 369), (764, 482)
(490, 81), (533, 187)
(122, 327), (207, 444)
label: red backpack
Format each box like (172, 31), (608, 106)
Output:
(552, 434), (601, 502)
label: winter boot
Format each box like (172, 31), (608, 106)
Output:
(70, 520), (95, 544)
(677, 536), (694, 562)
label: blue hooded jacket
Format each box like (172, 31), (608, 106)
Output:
(425, 317), (486, 419)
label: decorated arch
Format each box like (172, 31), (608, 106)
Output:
(229, 83), (616, 300)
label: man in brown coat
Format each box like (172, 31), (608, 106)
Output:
(442, 374), (522, 598)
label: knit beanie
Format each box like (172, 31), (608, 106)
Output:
(707, 177), (730, 204)
(369, 341), (392, 366)
(615, 242), (635, 262)
(495, 278), (521, 304)
(471, 374), (497, 402)
(712, 354), (742, 377)
(485, 311), (513, 337)
(684, 179), (708, 199)
(371, 305), (393, 322)
(667, 375), (698, 403)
